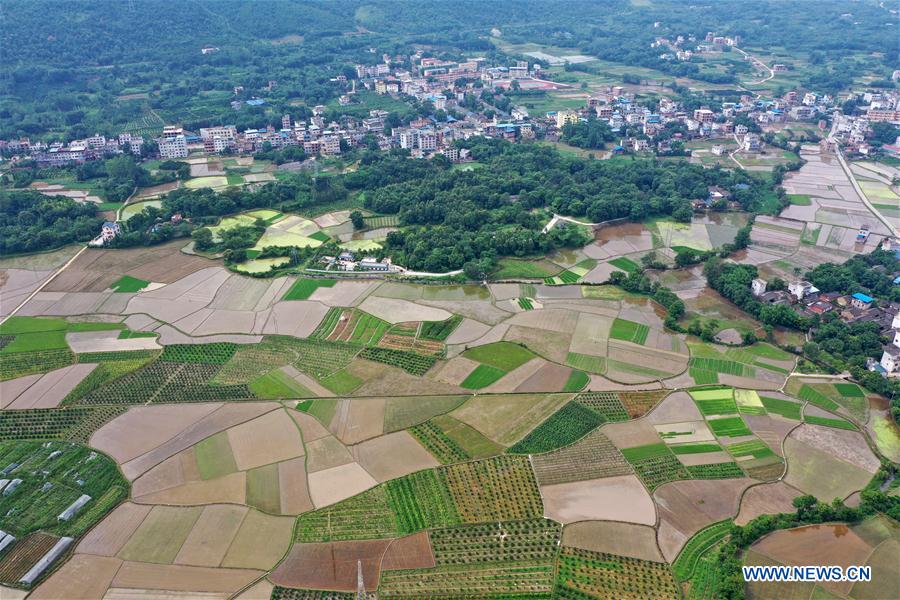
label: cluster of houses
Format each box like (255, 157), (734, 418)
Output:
(0, 133), (143, 167)
(320, 251), (399, 273)
(749, 241), (900, 377)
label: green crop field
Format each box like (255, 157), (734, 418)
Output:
(282, 278), (336, 300)
(518, 297), (534, 310)
(566, 352), (606, 374)
(360, 347), (436, 376)
(109, 275), (150, 293)
(562, 370), (589, 392)
(556, 547), (680, 599)
(708, 417), (753, 438)
(0, 406), (126, 444)
(493, 258), (560, 279)
(688, 357), (750, 377)
(726, 439), (774, 459)
(609, 318), (650, 345)
(420, 315), (463, 341)
(673, 520), (733, 581)
(804, 415), (858, 431)
(462, 342), (535, 371)
(430, 518), (561, 566)
(609, 256), (640, 273)
(621, 443), (690, 490)
(694, 396), (738, 416)
(670, 443), (723, 455)
(0, 441), (128, 538)
(687, 462), (745, 479)
(248, 370), (311, 398)
(797, 384), (840, 411)
(410, 420), (470, 464)
(760, 396), (802, 420)
(507, 401), (606, 454)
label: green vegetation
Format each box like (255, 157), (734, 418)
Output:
(109, 275), (150, 293)
(565, 352), (606, 374)
(0, 406), (126, 443)
(687, 462), (745, 479)
(609, 256), (640, 273)
(708, 417), (753, 438)
(319, 368), (363, 394)
(507, 401), (606, 454)
(673, 520), (734, 581)
(804, 415), (859, 431)
(159, 342), (237, 364)
(621, 443), (690, 490)
(248, 370), (311, 398)
(575, 391), (629, 422)
(0, 191), (102, 255)
(797, 384), (840, 411)
(410, 420), (470, 464)
(460, 364), (507, 390)
(430, 518), (561, 565)
(609, 318), (650, 345)
(787, 194), (812, 206)
(282, 278), (336, 300)
(556, 547), (680, 599)
(726, 439), (775, 459)
(359, 346), (436, 376)
(562, 370), (589, 393)
(517, 297), (534, 310)
(493, 258), (559, 279)
(420, 315), (463, 341)
(462, 342), (535, 371)
(670, 443), (723, 455)
(760, 396), (802, 420)
(0, 441), (127, 538)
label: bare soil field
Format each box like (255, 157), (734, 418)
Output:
(783, 436), (874, 501)
(541, 475), (655, 525)
(603, 418), (664, 449)
(5, 363), (96, 409)
(270, 539), (391, 592)
(78, 502), (153, 556)
(45, 243), (213, 292)
(110, 562), (263, 594)
(278, 456), (314, 514)
(329, 397), (386, 444)
(516, 362), (574, 393)
(307, 461), (378, 508)
(226, 409), (305, 471)
(644, 391), (702, 424)
(735, 482), (804, 526)
(351, 430), (440, 482)
(305, 435), (353, 473)
(220, 509), (294, 570)
(561, 521), (664, 562)
(174, 505), (248, 567)
(450, 393), (572, 446)
(655, 478), (754, 561)
(30, 554), (123, 600)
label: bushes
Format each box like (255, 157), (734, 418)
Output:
(507, 401), (606, 454)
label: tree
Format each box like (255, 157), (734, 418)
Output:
(191, 227), (213, 251)
(350, 210), (365, 230)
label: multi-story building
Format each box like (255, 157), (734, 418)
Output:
(158, 126), (188, 159)
(693, 109), (715, 123)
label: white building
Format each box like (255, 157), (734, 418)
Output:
(788, 280), (818, 301)
(881, 346), (900, 375)
(751, 278), (767, 297)
(158, 126), (188, 159)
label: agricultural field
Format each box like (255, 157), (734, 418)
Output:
(5, 248), (899, 598)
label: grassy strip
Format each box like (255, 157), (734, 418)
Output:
(673, 520), (734, 581)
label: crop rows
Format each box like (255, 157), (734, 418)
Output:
(688, 357), (751, 377)
(363, 215), (399, 228)
(79, 361), (252, 404)
(619, 390), (668, 418)
(673, 520), (733, 581)
(609, 318), (650, 345)
(686, 547), (725, 600)
(64, 356), (156, 403)
(295, 485), (400, 542)
(379, 561), (555, 598)
(686, 462), (745, 479)
(689, 368), (719, 385)
(726, 439), (775, 459)
(359, 347), (436, 376)
(694, 397), (738, 416)
(707, 416), (753, 438)
(0, 348), (73, 381)
(621, 444), (690, 490)
(565, 352), (606, 374)
(798, 384), (840, 411)
(575, 392), (629, 422)
(759, 396), (802, 420)
(804, 415), (858, 430)
(430, 519), (561, 566)
(348, 312), (391, 345)
(292, 339), (360, 379)
(409, 421), (469, 464)
(555, 547), (680, 600)
(212, 338), (297, 383)
(508, 401), (606, 454)
(518, 297), (534, 310)
(377, 333), (444, 357)
(531, 430), (632, 486)
(0, 406), (126, 443)
(159, 343), (238, 364)
(0, 441), (126, 538)
(76, 349), (159, 363)
(419, 315), (462, 341)
(309, 307), (343, 339)
(442, 456), (543, 524)
(0, 532), (59, 584)
(386, 469), (459, 533)
(272, 588), (361, 600)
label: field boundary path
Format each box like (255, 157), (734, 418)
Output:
(0, 245), (87, 325)
(833, 144), (899, 238)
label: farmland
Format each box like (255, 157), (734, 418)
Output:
(3, 253), (898, 598)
